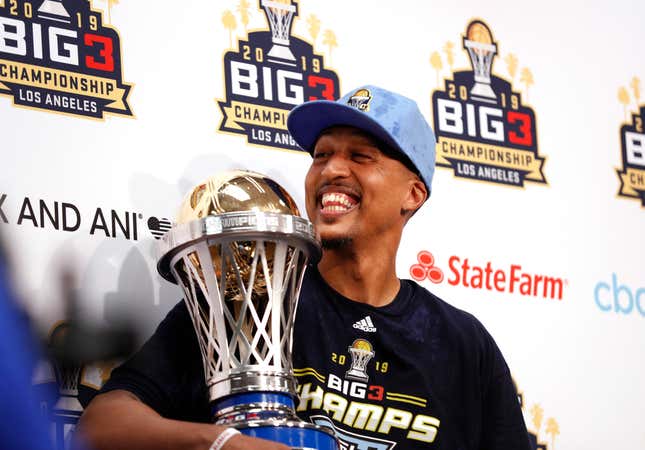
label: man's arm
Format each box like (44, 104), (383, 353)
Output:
(75, 390), (289, 450)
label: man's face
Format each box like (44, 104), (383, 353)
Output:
(305, 126), (424, 248)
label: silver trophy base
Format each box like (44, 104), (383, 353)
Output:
(209, 370), (297, 401)
(211, 392), (339, 449)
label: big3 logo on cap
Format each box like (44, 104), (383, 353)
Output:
(430, 19), (547, 188)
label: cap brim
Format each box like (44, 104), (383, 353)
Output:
(287, 101), (403, 157)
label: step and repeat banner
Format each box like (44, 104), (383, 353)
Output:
(1, 0), (644, 449)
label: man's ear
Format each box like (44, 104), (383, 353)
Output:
(403, 178), (428, 214)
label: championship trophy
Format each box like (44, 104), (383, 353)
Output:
(157, 170), (338, 449)
(463, 20), (497, 103)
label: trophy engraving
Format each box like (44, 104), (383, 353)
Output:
(157, 170), (337, 449)
(463, 20), (497, 103)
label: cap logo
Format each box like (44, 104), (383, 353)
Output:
(347, 89), (372, 112)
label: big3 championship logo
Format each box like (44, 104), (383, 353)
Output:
(430, 19), (547, 187)
(617, 77), (645, 207)
(218, 0), (340, 151)
(0, 0), (132, 119)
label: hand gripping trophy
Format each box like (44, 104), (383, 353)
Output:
(157, 170), (338, 449)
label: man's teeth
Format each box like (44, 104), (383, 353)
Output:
(321, 193), (356, 211)
(322, 193), (355, 209)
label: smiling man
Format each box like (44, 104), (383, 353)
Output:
(286, 85), (531, 449)
(76, 86), (530, 450)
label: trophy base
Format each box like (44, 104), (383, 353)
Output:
(212, 392), (338, 449)
(240, 420), (338, 450)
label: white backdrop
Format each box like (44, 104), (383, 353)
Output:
(1, 1), (644, 449)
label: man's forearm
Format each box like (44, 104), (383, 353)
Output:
(75, 390), (288, 450)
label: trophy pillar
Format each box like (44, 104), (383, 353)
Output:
(157, 171), (338, 450)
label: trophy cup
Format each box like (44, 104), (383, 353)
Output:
(157, 170), (338, 449)
(463, 20), (497, 104)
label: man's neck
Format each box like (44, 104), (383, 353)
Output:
(317, 240), (401, 308)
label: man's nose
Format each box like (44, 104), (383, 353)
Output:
(320, 154), (351, 179)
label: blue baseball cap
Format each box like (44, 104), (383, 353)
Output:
(287, 85), (436, 196)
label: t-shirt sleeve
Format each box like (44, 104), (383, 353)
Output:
(100, 300), (210, 422)
(478, 322), (531, 450)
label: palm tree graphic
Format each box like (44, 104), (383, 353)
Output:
(530, 403), (544, 434)
(630, 76), (641, 105)
(545, 417), (560, 450)
(505, 53), (518, 82)
(618, 86), (630, 121)
(443, 41), (455, 71)
(236, 0), (251, 33)
(520, 67), (534, 101)
(322, 29), (337, 64)
(307, 14), (321, 45)
(430, 51), (443, 87)
(106, 0), (119, 24)
(222, 10), (237, 49)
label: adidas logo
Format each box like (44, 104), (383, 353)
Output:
(352, 316), (376, 332)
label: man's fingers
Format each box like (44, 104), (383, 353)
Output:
(222, 433), (291, 450)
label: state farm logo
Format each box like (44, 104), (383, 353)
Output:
(409, 250), (444, 283)
(410, 250), (566, 301)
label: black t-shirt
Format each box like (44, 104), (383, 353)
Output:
(102, 267), (530, 449)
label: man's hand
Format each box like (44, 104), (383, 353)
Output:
(223, 433), (290, 450)
(76, 390), (291, 450)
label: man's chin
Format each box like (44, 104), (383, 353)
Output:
(315, 222), (354, 249)
(321, 237), (353, 250)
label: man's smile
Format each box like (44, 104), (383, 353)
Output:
(320, 192), (359, 214)
(316, 183), (361, 217)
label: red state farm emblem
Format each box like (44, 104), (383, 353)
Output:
(409, 251), (444, 283)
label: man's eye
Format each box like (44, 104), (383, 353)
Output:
(313, 152), (328, 159)
(353, 152), (372, 160)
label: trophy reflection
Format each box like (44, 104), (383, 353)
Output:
(157, 170), (337, 449)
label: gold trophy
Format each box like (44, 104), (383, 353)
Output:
(157, 170), (337, 449)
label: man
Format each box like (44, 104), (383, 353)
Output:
(77, 86), (530, 450)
